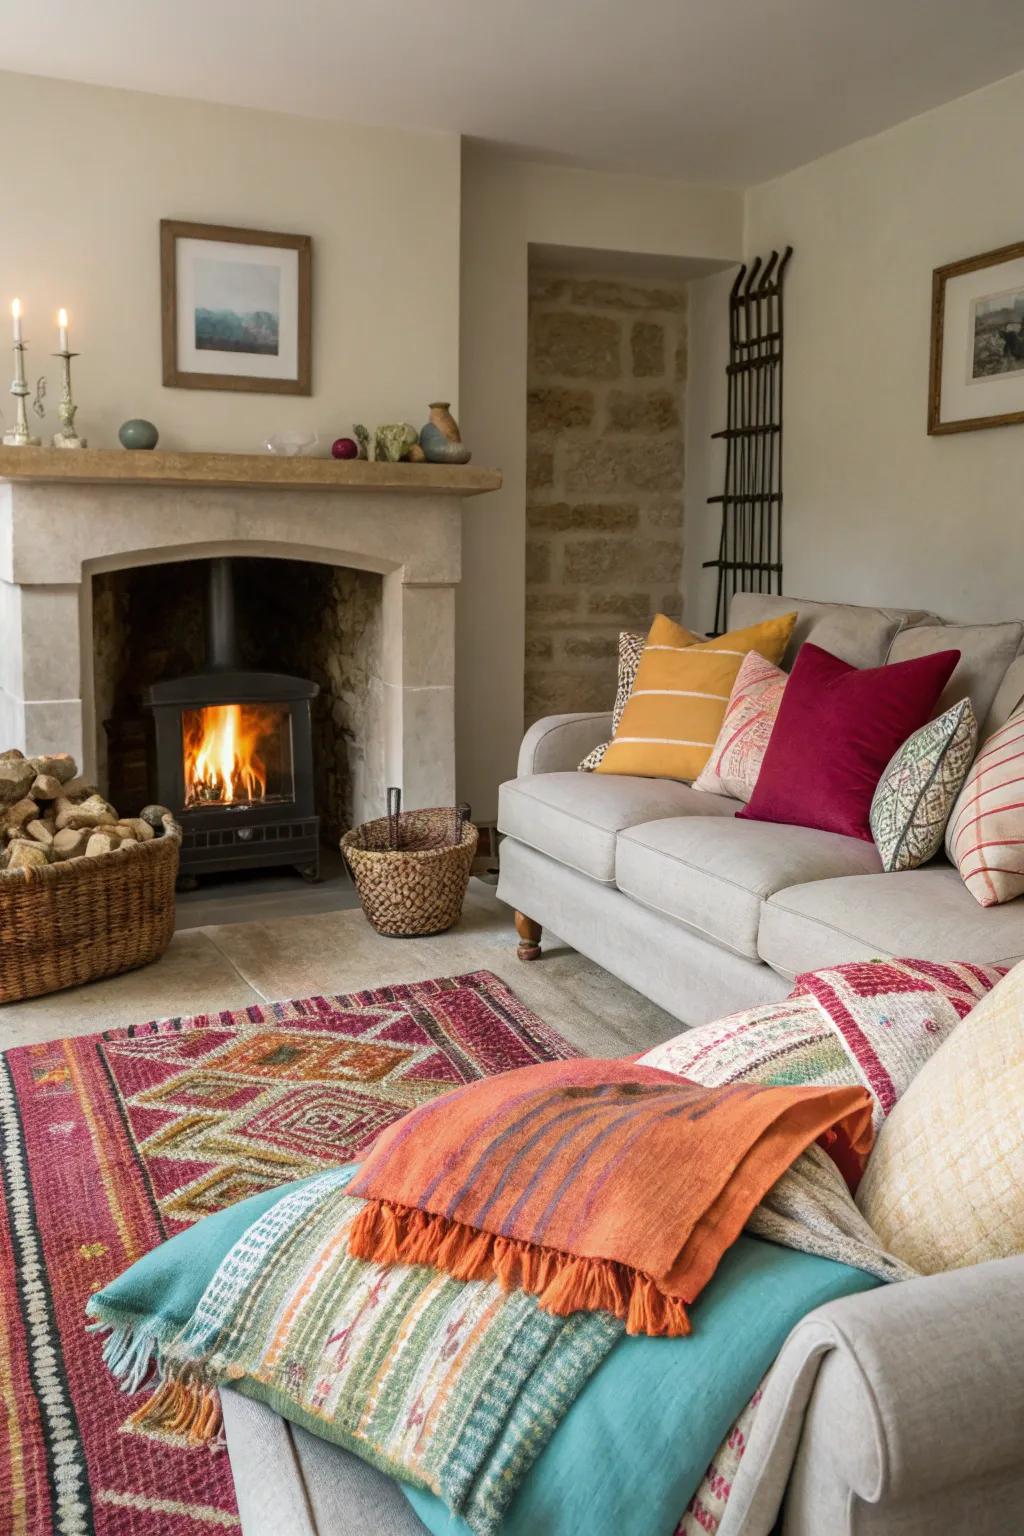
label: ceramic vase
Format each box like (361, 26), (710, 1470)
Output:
(427, 401), (461, 442)
(420, 401), (471, 465)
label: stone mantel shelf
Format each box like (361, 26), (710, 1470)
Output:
(0, 446), (501, 497)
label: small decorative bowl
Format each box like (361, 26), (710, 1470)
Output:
(266, 430), (319, 457)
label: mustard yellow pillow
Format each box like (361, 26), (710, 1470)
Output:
(596, 611), (797, 782)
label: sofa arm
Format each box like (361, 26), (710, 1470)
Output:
(721, 1255), (1024, 1536)
(517, 712), (613, 776)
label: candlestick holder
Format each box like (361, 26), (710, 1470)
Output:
(3, 340), (41, 447)
(51, 349), (87, 450)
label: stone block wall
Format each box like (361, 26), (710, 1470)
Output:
(525, 271), (688, 723)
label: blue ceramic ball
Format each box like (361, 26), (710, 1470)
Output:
(119, 418), (159, 451)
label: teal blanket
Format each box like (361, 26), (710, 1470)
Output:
(89, 1167), (877, 1536)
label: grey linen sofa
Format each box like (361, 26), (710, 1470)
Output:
(497, 591), (1024, 1025)
(222, 592), (1024, 1534)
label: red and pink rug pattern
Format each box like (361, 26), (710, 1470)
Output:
(0, 970), (577, 1534)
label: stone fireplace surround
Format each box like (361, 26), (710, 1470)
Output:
(0, 451), (499, 830)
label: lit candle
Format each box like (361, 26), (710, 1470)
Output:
(11, 298), (21, 344)
(57, 308), (68, 352)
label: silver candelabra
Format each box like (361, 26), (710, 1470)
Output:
(3, 339), (41, 447)
(51, 349), (86, 449)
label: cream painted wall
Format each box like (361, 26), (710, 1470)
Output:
(458, 149), (743, 815)
(0, 71), (461, 451)
(686, 69), (1024, 635)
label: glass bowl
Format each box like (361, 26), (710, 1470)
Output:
(265, 430), (319, 457)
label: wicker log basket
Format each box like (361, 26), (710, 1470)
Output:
(0, 815), (181, 1004)
(341, 791), (477, 937)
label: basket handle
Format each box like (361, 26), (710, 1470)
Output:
(387, 786), (401, 850)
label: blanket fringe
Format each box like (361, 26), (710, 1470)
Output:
(347, 1199), (692, 1337)
(86, 1301), (226, 1447)
(85, 1304), (177, 1394)
(126, 1374), (224, 1446)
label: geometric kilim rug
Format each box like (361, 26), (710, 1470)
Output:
(0, 970), (578, 1535)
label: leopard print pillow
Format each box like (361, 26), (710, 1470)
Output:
(578, 631), (645, 771)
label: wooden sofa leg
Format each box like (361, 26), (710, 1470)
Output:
(515, 911), (542, 962)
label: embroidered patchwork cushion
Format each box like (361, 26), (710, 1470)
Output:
(638, 994), (850, 1090)
(89, 1167), (877, 1536)
(946, 701), (1024, 906)
(789, 957), (1005, 1127)
(578, 630), (651, 772)
(857, 960), (1024, 1274)
(641, 957), (1005, 1129)
(869, 698), (978, 872)
(694, 650), (788, 803)
(596, 610), (797, 783)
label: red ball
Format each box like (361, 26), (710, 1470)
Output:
(332, 437), (358, 460)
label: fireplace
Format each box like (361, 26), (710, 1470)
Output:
(0, 456), (479, 851)
(144, 558), (320, 882)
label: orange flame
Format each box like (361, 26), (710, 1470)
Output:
(183, 704), (275, 807)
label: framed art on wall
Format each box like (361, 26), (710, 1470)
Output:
(929, 239), (1024, 434)
(161, 219), (312, 394)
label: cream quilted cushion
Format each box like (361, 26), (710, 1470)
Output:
(857, 960), (1024, 1273)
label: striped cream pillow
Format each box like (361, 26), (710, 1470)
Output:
(596, 611), (798, 783)
(946, 701), (1024, 906)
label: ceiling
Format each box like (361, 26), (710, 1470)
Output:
(7, 0), (1024, 186)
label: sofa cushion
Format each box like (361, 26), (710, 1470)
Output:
(728, 592), (933, 671)
(738, 643), (959, 843)
(694, 650), (787, 803)
(887, 619), (1023, 726)
(982, 650), (1024, 739)
(578, 629), (660, 772)
(596, 610), (796, 784)
(945, 701), (1024, 907)
(615, 817), (881, 961)
(869, 698), (977, 873)
(759, 864), (1024, 977)
(498, 771), (736, 885)
(857, 960), (1024, 1275)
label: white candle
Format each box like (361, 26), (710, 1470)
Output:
(58, 308), (68, 352)
(11, 298), (21, 344)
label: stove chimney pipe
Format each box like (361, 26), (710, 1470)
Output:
(207, 557), (239, 669)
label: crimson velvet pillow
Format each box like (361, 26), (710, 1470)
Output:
(738, 642), (960, 842)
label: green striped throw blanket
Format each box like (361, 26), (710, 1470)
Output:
(88, 1168), (621, 1535)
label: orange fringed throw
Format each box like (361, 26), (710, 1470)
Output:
(349, 1059), (874, 1337)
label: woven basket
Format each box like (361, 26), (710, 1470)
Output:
(0, 816), (181, 1004)
(341, 807), (478, 937)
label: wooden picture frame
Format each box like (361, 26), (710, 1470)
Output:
(929, 239), (1024, 434)
(161, 219), (312, 395)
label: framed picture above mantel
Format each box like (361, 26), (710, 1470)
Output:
(929, 239), (1024, 434)
(160, 219), (312, 395)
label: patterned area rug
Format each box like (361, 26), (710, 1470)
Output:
(0, 970), (577, 1535)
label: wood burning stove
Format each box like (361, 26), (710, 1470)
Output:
(144, 558), (320, 883)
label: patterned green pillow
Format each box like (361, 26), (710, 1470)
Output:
(870, 698), (977, 872)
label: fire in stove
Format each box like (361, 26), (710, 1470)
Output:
(182, 702), (293, 808)
(145, 557), (319, 881)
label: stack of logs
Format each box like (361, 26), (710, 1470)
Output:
(0, 748), (171, 872)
